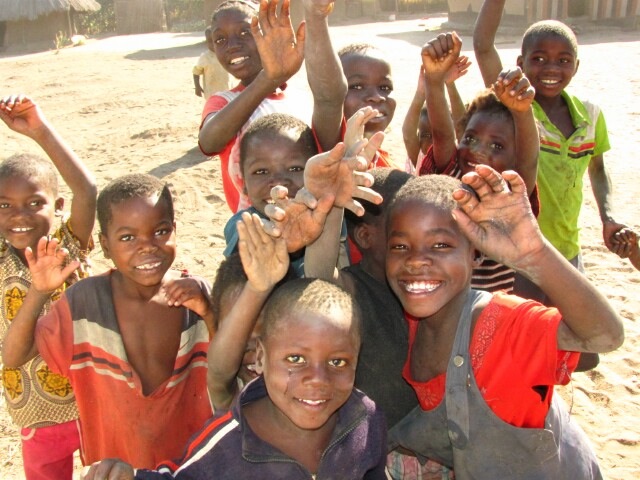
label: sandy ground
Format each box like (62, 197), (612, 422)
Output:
(0, 14), (639, 479)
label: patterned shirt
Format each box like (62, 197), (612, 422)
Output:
(0, 218), (92, 428)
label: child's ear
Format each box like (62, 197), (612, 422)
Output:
(54, 197), (64, 216)
(574, 58), (580, 76)
(473, 250), (484, 267)
(255, 338), (265, 375)
(99, 232), (111, 260)
(516, 55), (524, 69)
(352, 223), (373, 251)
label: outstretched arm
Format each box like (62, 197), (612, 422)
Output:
(492, 68), (539, 194)
(0, 95), (97, 248)
(207, 212), (289, 411)
(588, 154), (626, 252)
(422, 32), (461, 171)
(402, 68), (426, 166)
(304, 0), (347, 151)
(445, 55), (472, 127)
(2, 237), (80, 368)
(453, 165), (624, 354)
(198, 0), (305, 153)
(473, 0), (506, 87)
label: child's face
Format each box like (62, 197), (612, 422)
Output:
(517, 35), (579, 101)
(418, 112), (433, 155)
(341, 53), (396, 137)
(242, 129), (307, 215)
(211, 9), (261, 85)
(99, 194), (176, 289)
(386, 199), (475, 319)
(256, 307), (359, 431)
(0, 176), (60, 253)
(457, 111), (516, 175)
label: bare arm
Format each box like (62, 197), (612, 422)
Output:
(453, 166), (624, 353)
(422, 33), (460, 171)
(193, 74), (203, 97)
(588, 154), (626, 252)
(2, 237), (80, 367)
(0, 95), (97, 248)
(445, 55), (471, 128)
(492, 68), (539, 194)
(304, 0), (347, 151)
(198, 0), (306, 153)
(207, 212), (289, 411)
(402, 68), (426, 166)
(473, 0), (506, 87)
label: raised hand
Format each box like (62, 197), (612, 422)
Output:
(237, 211), (289, 291)
(0, 94), (47, 138)
(251, 0), (305, 86)
(421, 31), (462, 81)
(25, 236), (80, 296)
(445, 54), (471, 84)
(304, 140), (383, 216)
(303, 0), (335, 17)
(264, 186), (334, 253)
(452, 165), (544, 270)
(493, 67), (535, 113)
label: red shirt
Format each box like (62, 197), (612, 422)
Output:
(403, 293), (579, 428)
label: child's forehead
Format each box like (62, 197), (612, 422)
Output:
(525, 33), (576, 56)
(212, 9), (253, 29)
(341, 52), (390, 72)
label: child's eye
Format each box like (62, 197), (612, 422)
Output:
(288, 166), (304, 173)
(240, 29), (251, 37)
(433, 242), (451, 249)
(0, 203), (9, 209)
(490, 142), (504, 151)
(329, 359), (347, 368)
(252, 168), (268, 175)
(286, 355), (305, 364)
(388, 243), (408, 251)
(380, 85), (393, 93)
(461, 135), (476, 145)
(119, 234), (134, 242)
(155, 227), (172, 236)
(29, 200), (43, 207)
(348, 84), (363, 91)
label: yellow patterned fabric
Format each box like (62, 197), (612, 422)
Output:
(0, 217), (92, 428)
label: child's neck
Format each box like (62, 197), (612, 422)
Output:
(244, 396), (336, 474)
(535, 93), (575, 139)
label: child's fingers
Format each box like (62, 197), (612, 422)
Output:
(353, 185), (383, 205)
(264, 203), (286, 223)
(293, 187), (319, 210)
(261, 219), (282, 239)
(342, 199), (365, 217)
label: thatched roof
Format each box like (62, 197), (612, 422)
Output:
(0, 0), (101, 22)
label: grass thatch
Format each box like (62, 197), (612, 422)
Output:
(0, 0), (101, 22)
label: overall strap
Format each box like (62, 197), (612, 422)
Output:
(444, 289), (491, 449)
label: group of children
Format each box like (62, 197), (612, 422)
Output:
(0, 0), (637, 478)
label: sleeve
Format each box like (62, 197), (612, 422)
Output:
(417, 145), (457, 176)
(494, 296), (580, 386)
(34, 294), (75, 377)
(222, 210), (243, 257)
(593, 109), (611, 156)
(193, 53), (206, 75)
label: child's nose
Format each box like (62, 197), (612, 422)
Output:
(304, 363), (330, 386)
(405, 250), (433, 271)
(364, 88), (384, 103)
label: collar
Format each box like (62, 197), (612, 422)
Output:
(235, 376), (367, 464)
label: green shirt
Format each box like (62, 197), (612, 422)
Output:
(534, 91), (610, 260)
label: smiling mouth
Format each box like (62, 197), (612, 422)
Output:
(135, 261), (162, 270)
(402, 280), (441, 293)
(297, 398), (328, 406)
(540, 79), (560, 85)
(229, 56), (248, 65)
(10, 227), (33, 233)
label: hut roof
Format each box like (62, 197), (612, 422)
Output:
(0, 0), (101, 22)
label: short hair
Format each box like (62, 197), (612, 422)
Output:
(457, 88), (513, 138)
(212, 0), (259, 24)
(345, 167), (411, 234)
(238, 113), (318, 177)
(260, 278), (362, 345)
(338, 42), (378, 59)
(388, 174), (464, 221)
(0, 154), (59, 197)
(521, 20), (578, 57)
(97, 173), (174, 233)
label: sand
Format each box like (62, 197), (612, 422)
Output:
(0, 14), (638, 479)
